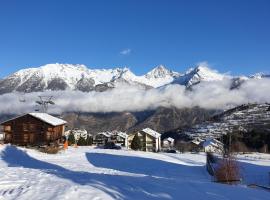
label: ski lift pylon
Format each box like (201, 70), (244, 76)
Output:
(35, 95), (55, 113)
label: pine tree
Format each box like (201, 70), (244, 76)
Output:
(68, 133), (75, 145)
(77, 137), (87, 146)
(131, 134), (142, 150)
(86, 135), (93, 146)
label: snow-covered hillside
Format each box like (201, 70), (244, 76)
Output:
(180, 103), (270, 140)
(0, 145), (269, 200)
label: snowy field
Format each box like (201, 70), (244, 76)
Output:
(0, 145), (269, 200)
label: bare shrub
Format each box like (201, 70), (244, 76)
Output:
(215, 156), (241, 183)
(39, 146), (60, 154)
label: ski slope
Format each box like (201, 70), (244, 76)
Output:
(0, 145), (269, 200)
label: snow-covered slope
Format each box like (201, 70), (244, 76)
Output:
(0, 64), (181, 94)
(0, 145), (269, 200)
(141, 65), (181, 87)
(174, 64), (229, 87)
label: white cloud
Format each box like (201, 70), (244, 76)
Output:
(0, 78), (270, 115)
(120, 48), (131, 55)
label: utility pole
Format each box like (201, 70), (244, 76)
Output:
(229, 132), (232, 155)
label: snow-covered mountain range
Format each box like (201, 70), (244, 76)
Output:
(0, 63), (268, 94)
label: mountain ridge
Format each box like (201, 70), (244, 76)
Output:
(0, 63), (269, 94)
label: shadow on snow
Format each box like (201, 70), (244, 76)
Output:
(1, 146), (270, 200)
(85, 152), (205, 179)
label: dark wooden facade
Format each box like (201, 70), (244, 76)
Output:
(1, 114), (65, 145)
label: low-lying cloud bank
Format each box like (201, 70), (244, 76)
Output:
(0, 78), (270, 115)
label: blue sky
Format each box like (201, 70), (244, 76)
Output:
(0, 0), (270, 78)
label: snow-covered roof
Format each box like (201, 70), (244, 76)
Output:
(28, 113), (67, 126)
(1, 113), (67, 126)
(164, 137), (174, 143)
(141, 128), (161, 139)
(97, 132), (112, 138)
(202, 138), (223, 148)
(114, 131), (128, 139)
(71, 129), (88, 135)
(191, 138), (204, 145)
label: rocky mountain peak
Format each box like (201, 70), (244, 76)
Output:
(145, 65), (177, 79)
(174, 64), (227, 87)
(250, 72), (270, 79)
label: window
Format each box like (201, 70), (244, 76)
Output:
(4, 126), (11, 131)
(22, 123), (28, 131)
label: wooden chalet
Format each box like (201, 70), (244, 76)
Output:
(0, 113), (67, 146)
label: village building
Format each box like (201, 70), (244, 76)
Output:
(201, 138), (224, 153)
(162, 137), (175, 150)
(128, 128), (161, 152)
(92, 131), (128, 147)
(93, 132), (112, 146)
(0, 113), (67, 146)
(110, 131), (128, 147)
(176, 140), (197, 152)
(65, 128), (92, 141)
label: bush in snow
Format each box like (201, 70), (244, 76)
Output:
(131, 134), (142, 150)
(214, 156), (241, 184)
(40, 146), (60, 154)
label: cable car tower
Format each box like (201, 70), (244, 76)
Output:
(35, 96), (55, 113)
